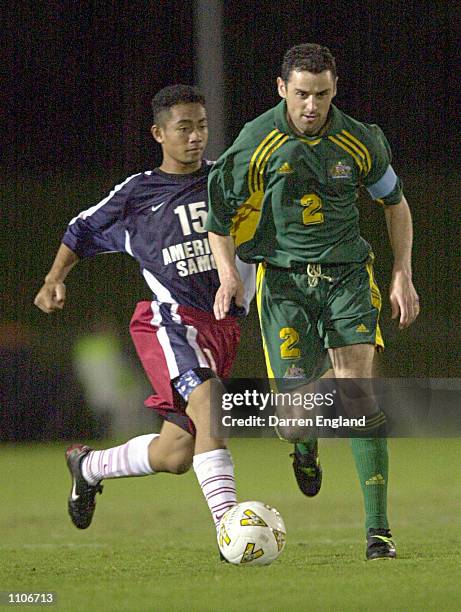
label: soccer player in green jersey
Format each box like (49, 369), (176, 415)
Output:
(206, 43), (420, 560)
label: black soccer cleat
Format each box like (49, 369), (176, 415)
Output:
(366, 528), (396, 560)
(291, 441), (322, 497)
(65, 444), (103, 529)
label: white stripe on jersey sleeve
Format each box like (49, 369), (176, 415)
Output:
(68, 173), (141, 225)
(124, 230), (134, 256)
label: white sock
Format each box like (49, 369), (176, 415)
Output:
(193, 448), (237, 529)
(81, 433), (158, 484)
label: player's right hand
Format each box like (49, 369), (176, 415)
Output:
(213, 276), (245, 320)
(34, 281), (66, 313)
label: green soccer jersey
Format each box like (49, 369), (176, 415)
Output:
(206, 101), (403, 266)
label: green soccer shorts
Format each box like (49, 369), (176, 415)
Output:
(255, 256), (384, 381)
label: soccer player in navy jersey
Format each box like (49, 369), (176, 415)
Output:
(34, 85), (255, 538)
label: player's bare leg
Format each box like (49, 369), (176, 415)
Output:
(148, 421), (194, 474)
(185, 379), (226, 455)
(329, 343), (396, 560)
(328, 343), (375, 378)
(186, 379), (237, 529)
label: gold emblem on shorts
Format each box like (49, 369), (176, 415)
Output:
(284, 365), (306, 378)
(356, 323), (369, 333)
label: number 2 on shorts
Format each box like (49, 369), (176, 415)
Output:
(280, 327), (301, 359)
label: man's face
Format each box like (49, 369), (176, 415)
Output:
(152, 103), (208, 173)
(277, 69), (337, 136)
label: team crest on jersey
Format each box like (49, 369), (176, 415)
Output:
(327, 159), (353, 179)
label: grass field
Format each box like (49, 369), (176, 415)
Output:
(1, 438), (460, 611)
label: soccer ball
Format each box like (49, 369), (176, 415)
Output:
(217, 501), (286, 566)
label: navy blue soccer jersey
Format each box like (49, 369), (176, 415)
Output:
(62, 161), (254, 314)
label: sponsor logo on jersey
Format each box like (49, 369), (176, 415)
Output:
(151, 201), (166, 212)
(327, 159), (353, 179)
(277, 162), (294, 174)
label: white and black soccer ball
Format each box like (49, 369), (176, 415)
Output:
(217, 501), (286, 566)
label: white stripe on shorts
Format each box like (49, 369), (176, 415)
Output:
(186, 325), (210, 368)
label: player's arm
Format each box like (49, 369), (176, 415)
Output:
(206, 131), (256, 319)
(363, 125), (420, 329)
(208, 232), (245, 320)
(206, 151), (248, 320)
(34, 177), (134, 314)
(384, 195), (420, 329)
(34, 220), (126, 314)
(34, 243), (79, 313)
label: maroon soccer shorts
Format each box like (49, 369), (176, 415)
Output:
(129, 301), (241, 434)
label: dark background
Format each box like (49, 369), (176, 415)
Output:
(1, 0), (459, 382)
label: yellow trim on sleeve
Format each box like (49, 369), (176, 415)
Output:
(254, 133), (289, 192)
(248, 130), (279, 194)
(232, 130), (289, 247)
(230, 190), (264, 247)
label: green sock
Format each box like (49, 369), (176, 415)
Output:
(349, 411), (389, 532)
(295, 438), (317, 454)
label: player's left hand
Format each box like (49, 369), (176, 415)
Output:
(389, 270), (420, 329)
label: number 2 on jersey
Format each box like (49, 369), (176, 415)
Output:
(300, 193), (324, 225)
(174, 202), (207, 235)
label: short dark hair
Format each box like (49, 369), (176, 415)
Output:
(281, 44), (337, 82)
(151, 84), (205, 124)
